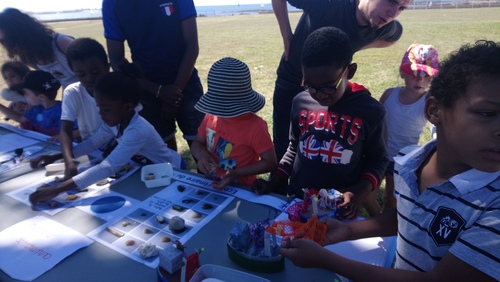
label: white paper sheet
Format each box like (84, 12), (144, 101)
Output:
(0, 216), (93, 281)
(324, 236), (396, 267)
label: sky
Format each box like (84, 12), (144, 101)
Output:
(0, 0), (272, 13)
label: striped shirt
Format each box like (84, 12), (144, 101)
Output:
(393, 140), (500, 279)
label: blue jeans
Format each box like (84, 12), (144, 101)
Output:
(272, 77), (305, 162)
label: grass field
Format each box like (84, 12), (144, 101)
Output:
(1, 7), (499, 179)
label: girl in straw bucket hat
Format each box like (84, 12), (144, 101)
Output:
(191, 57), (277, 190)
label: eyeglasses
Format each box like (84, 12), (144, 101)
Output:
(303, 67), (347, 96)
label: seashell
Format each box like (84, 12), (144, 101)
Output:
(156, 215), (166, 224)
(195, 189), (207, 195)
(144, 228), (153, 234)
(161, 236), (171, 243)
(125, 240), (135, 246)
(118, 163), (134, 172)
(65, 194), (78, 201)
(96, 179), (109, 186)
(202, 203), (213, 210)
(177, 185), (186, 192)
(191, 212), (202, 218)
(122, 221), (131, 227)
(145, 173), (155, 180)
(172, 205), (184, 212)
(137, 243), (159, 258)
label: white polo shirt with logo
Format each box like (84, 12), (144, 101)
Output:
(393, 140), (500, 279)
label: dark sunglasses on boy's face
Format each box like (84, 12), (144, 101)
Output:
(303, 67), (347, 96)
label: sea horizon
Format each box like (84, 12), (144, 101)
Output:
(27, 1), (495, 22)
(29, 3), (300, 22)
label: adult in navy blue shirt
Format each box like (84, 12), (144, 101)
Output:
(102, 0), (204, 151)
(271, 0), (411, 162)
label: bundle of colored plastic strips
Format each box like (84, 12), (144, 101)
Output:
(265, 214), (327, 244)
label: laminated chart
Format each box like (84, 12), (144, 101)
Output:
(7, 161), (140, 216)
(87, 180), (234, 268)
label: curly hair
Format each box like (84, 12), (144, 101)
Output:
(429, 40), (500, 108)
(66, 38), (108, 71)
(94, 63), (143, 106)
(301, 26), (353, 69)
(0, 8), (55, 66)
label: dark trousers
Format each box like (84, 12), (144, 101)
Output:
(272, 77), (304, 162)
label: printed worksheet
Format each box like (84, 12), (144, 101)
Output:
(171, 171), (290, 211)
(87, 180), (234, 268)
(7, 162), (140, 216)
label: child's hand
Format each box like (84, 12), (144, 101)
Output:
(251, 178), (273, 195)
(279, 238), (328, 268)
(29, 185), (61, 205)
(319, 217), (351, 245)
(30, 155), (56, 169)
(196, 157), (217, 176)
(63, 163), (78, 180)
(211, 170), (236, 190)
(337, 192), (359, 219)
(10, 101), (30, 114)
(47, 134), (60, 143)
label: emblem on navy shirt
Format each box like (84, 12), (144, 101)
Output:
(160, 2), (175, 16)
(429, 207), (465, 246)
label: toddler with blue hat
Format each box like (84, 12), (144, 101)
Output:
(191, 57), (277, 191)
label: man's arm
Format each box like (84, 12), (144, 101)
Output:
(106, 39), (128, 72)
(106, 39), (163, 96)
(174, 16), (199, 91)
(272, 0), (293, 60)
(153, 16), (200, 119)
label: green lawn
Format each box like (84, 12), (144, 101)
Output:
(1, 8), (500, 206)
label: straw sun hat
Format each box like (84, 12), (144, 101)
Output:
(195, 57), (265, 118)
